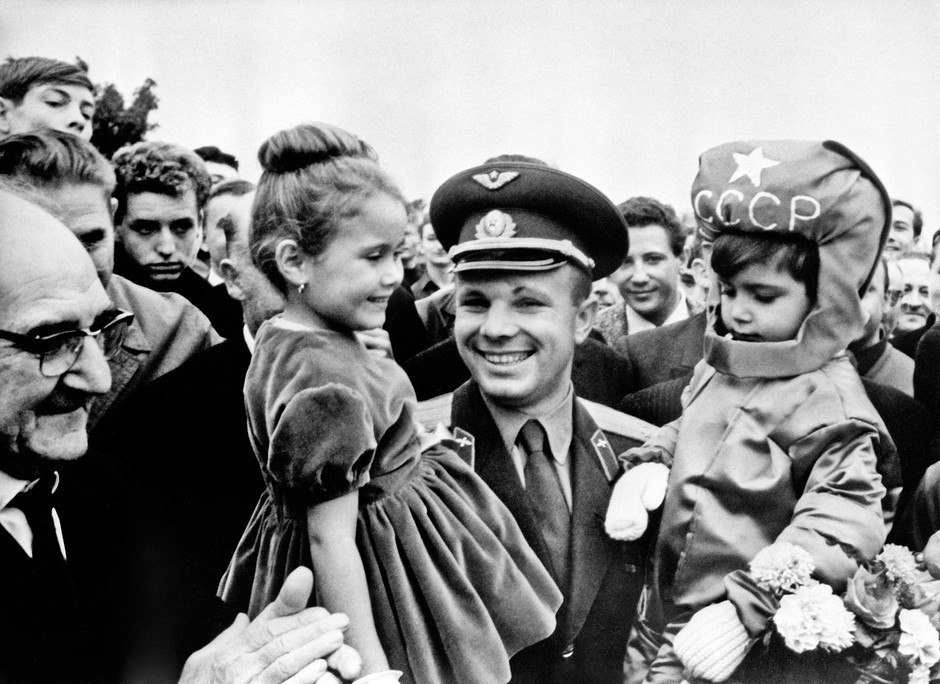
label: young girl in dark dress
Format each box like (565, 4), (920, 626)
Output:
(219, 123), (561, 684)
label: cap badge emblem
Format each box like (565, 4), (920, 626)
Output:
(475, 210), (517, 239)
(472, 170), (520, 191)
(728, 146), (780, 188)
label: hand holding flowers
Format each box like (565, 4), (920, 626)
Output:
(675, 542), (940, 683)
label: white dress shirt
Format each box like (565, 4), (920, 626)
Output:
(625, 288), (690, 334)
(481, 384), (575, 511)
(0, 469), (66, 558)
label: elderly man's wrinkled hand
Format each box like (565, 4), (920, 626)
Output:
(178, 567), (351, 684)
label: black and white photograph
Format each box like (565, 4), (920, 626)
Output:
(1, 2), (940, 682)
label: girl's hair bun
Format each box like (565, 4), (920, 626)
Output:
(258, 123), (377, 174)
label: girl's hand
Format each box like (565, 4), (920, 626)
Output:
(326, 644), (362, 680)
(355, 329), (393, 359)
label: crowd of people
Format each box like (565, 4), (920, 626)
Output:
(1, 55), (940, 684)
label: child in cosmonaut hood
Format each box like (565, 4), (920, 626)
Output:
(609, 140), (894, 684)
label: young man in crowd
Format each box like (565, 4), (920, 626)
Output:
(848, 257), (915, 395)
(112, 140), (236, 335)
(891, 252), (936, 358)
(411, 212), (454, 298)
(0, 56), (94, 141)
(886, 198), (922, 257)
(198, 178), (255, 337)
(103, 191), (274, 610)
(595, 196), (691, 354)
(194, 145), (241, 186)
(402, 198), (428, 288)
(0, 131), (219, 433)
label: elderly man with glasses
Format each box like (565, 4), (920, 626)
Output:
(0, 186), (356, 684)
(0, 130), (220, 435)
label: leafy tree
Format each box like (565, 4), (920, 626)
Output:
(78, 57), (159, 158)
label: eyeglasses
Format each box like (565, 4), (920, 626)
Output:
(0, 309), (134, 377)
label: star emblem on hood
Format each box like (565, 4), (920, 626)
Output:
(729, 146), (780, 187)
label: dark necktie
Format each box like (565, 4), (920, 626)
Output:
(9, 478), (73, 600)
(518, 419), (571, 590)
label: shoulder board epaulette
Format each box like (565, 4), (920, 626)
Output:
(416, 392), (454, 430)
(578, 398), (658, 443)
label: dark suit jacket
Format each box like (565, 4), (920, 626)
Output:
(383, 284), (432, 364)
(101, 335), (265, 603)
(114, 245), (240, 339)
(0, 450), (130, 683)
(406, 337), (634, 408)
(451, 381), (647, 683)
(0, 448), (235, 683)
(618, 312), (707, 391)
(892, 312), (936, 359)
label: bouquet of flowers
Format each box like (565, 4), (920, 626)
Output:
(747, 542), (940, 684)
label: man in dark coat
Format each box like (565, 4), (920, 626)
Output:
(429, 159), (654, 683)
(102, 190), (277, 603)
(617, 311), (707, 390)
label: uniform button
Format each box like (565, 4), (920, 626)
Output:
(561, 644), (575, 659)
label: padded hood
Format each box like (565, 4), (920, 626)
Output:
(692, 140), (890, 378)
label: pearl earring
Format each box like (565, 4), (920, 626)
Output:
(298, 282), (307, 294)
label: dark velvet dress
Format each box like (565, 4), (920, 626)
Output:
(219, 318), (561, 684)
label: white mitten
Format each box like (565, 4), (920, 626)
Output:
(673, 601), (755, 682)
(605, 462), (669, 540)
(326, 644), (362, 681)
(352, 670), (403, 684)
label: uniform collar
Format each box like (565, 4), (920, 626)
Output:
(481, 383), (574, 466)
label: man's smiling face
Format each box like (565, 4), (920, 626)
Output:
(454, 265), (594, 414)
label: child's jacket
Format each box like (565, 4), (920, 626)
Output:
(643, 352), (887, 624)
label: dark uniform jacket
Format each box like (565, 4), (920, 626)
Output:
(450, 380), (649, 683)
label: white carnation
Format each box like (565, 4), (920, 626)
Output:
(748, 542), (815, 595)
(899, 608), (940, 669)
(773, 584), (856, 654)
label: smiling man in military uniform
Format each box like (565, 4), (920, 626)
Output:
(426, 160), (654, 683)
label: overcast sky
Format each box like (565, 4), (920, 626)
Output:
(3, 0), (940, 238)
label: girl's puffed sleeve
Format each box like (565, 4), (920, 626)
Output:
(267, 382), (377, 502)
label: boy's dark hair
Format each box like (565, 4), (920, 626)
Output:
(892, 198), (923, 238)
(711, 231), (820, 303)
(0, 57), (93, 102)
(111, 140), (211, 225)
(617, 196), (685, 256)
(194, 145), (239, 171)
(0, 130), (115, 197)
